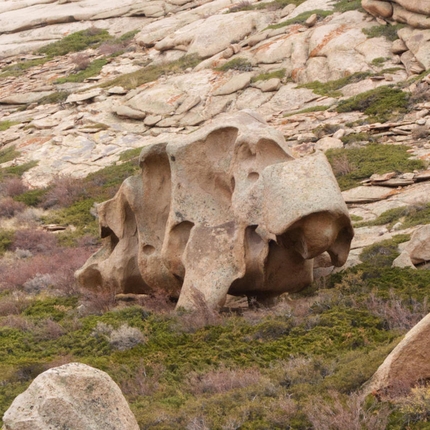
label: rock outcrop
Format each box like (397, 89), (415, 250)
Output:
(362, 0), (430, 28)
(364, 312), (430, 398)
(76, 110), (354, 311)
(2, 362), (139, 430)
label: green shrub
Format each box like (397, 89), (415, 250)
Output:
(284, 105), (329, 116)
(215, 57), (253, 72)
(371, 57), (388, 67)
(55, 59), (108, 84)
(299, 72), (373, 98)
(37, 91), (69, 105)
(360, 235), (410, 267)
(14, 188), (47, 207)
(0, 161), (38, 181)
(326, 144), (424, 190)
(38, 28), (112, 57)
(0, 121), (19, 132)
(0, 230), (14, 255)
(100, 54), (201, 90)
(336, 85), (409, 122)
(363, 24), (404, 41)
(268, 9), (333, 30)
(0, 58), (46, 79)
(333, 0), (363, 13)
(251, 69), (285, 82)
(0, 146), (19, 165)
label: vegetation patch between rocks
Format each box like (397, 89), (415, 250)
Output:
(326, 144), (424, 190)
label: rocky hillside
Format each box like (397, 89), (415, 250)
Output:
(0, 0), (430, 428)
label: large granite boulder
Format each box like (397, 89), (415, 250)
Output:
(2, 362), (139, 430)
(76, 110), (354, 311)
(365, 313), (430, 398)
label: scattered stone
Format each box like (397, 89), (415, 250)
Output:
(115, 105), (146, 119)
(314, 136), (343, 152)
(342, 186), (397, 204)
(0, 91), (54, 105)
(213, 72), (253, 96)
(107, 86), (128, 95)
(252, 78), (281, 92)
(66, 89), (102, 104)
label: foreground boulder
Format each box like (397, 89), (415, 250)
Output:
(365, 313), (430, 398)
(2, 362), (139, 430)
(76, 110), (354, 311)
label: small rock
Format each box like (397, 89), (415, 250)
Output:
(107, 86), (128, 95)
(332, 129), (345, 139)
(144, 114), (162, 126)
(314, 136), (343, 152)
(115, 105), (146, 120)
(213, 73), (253, 96)
(305, 14), (318, 27)
(66, 89), (102, 104)
(281, 3), (296, 18)
(252, 78), (281, 92)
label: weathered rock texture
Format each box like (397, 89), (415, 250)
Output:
(362, 0), (430, 28)
(364, 313), (430, 398)
(76, 110), (354, 311)
(2, 362), (139, 430)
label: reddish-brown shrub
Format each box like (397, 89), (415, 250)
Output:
(187, 366), (263, 395)
(34, 318), (65, 340)
(0, 197), (26, 218)
(0, 246), (93, 293)
(0, 177), (27, 197)
(12, 229), (58, 254)
(119, 362), (162, 400)
(363, 292), (428, 331)
(71, 53), (90, 71)
(42, 175), (84, 209)
(305, 391), (391, 430)
(0, 315), (35, 331)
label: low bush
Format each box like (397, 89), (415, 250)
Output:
(55, 58), (108, 84)
(326, 144), (424, 190)
(0, 121), (19, 132)
(0, 230), (14, 256)
(38, 28), (112, 58)
(299, 72), (373, 98)
(215, 57), (253, 72)
(363, 24), (404, 41)
(336, 85), (409, 122)
(251, 69), (285, 83)
(100, 54), (201, 90)
(0, 197), (26, 218)
(268, 9), (333, 30)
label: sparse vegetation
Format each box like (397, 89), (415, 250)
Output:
(336, 85), (409, 123)
(268, 9), (333, 30)
(299, 71), (374, 98)
(284, 105), (330, 116)
(100, 54), (201, 89)
(55, 58), (108, 84)
(215, 57), (253, 72)
(363, 24), (405, 41)
(0, 121), (19, 132)
(326, 144), (424, 190)
(251, 68), (285, 82)
(38, 28), (112, 58)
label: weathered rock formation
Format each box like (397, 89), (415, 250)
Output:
(2, 362), (139, 430)
(362, 0), (430, 28)
(364, 312), (430, 398)
(76, 110), (354, 311)
(393, 225), (430, 268)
